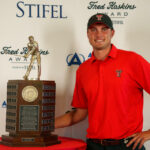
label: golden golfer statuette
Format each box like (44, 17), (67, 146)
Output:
(1, 36), (60, 147)
(23, 36), (41, 80)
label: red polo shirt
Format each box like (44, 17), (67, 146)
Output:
(71, 44), (150, 139)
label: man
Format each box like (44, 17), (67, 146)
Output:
(23, 36), (41, 80)
(55, 13), (150, 150)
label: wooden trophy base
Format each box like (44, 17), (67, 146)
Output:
(1, 134), (60, 147)
(1, 80), (60, 147)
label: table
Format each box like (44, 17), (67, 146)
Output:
(0, 136), (86, 150)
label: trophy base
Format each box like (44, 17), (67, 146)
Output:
(1, 134), (60, 147)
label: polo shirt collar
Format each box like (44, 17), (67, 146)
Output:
(90, 44), (118, 63)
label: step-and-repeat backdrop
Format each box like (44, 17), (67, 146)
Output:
(0, 0), (150, 148)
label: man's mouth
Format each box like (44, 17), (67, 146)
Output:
(95, 39), (104, 43)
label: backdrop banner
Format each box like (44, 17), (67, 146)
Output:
(0, 0), (150, 149)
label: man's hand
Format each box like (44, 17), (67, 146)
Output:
(126, 130), (150, 150)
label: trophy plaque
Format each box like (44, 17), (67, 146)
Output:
(1, 80), (60, 147)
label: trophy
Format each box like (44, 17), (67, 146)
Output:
(1, 36), (60, 146)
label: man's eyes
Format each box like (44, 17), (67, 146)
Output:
(90, 28), (96, 32)
(90, 27), (109, 32)
(102, 27), (109, 31)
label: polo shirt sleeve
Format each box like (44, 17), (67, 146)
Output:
(134, 53), (150, 94)
(71, 69), (88, 108)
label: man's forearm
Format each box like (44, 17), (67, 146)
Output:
(55, 111), (76, 129)
(55, 108), (88, 129)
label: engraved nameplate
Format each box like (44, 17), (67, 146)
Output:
(22, 138), (35, 142)
(19, 105), (39, 131)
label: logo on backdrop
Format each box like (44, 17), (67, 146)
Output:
(87, 1), (137, 25)
(2, 101), (7, 108)
(16, 1), (67, 19)
(66, 52), (91, 66)
(66, 53), (85, 66)
(0, 46), (50, 70)
(88, 53), (92, 58)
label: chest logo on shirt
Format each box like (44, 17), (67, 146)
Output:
(116, 70), (122, 77)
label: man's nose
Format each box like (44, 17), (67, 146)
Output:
(95, 29), (103, 37)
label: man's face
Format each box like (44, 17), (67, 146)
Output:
(87, 23), (114, 51)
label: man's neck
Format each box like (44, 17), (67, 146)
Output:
(93, 45), (111, 61)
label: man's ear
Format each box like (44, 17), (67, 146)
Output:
(111, 29), (115, 38)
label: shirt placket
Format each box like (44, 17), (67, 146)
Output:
(98, 61), (104, 97)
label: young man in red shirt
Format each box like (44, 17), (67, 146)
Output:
(55, 13), (150, 150)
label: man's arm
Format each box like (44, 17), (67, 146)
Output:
(55, 108), (88, 129)
(126, 130), (150, 150)
(24, 42), (38, 58)
(126, 54), (150, 149)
